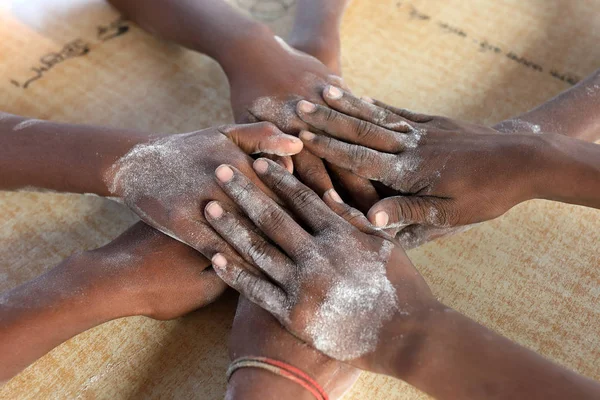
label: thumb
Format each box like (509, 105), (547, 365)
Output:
(367, 196), (454, 229)
(219, 122), (303, 156)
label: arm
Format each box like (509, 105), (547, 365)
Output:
(293, 88), (600, 242)
(201, 158), (600, 399)
(287, 0), (351, 75)
(377, 306), (600, 400)
(107, 0), (377, 207)
(0, 111), (148, 195)
(0, 108), (300, 262)
(106, 0), (267, 77)
(0, 222), (225, 383)
(494, 69), (600, 143)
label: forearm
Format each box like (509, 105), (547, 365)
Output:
(533, 133), (600, 209)
(107, 0), (271, 76)
(0, 254), (129, 383)
(288, 0), (349, 74)
(495, 69), (600, 143)
(0, 112), (148, 195)
(389, 306), (600, 399)
(289, 0), (349, 43)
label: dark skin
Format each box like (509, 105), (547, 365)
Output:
(107, 0), (380, 210)
(0, 111), (301, 266)
(226, 298), (360, 400)
(204, 158), (600, 399)
(0, 114), (300, 383)
(295, 86), (600, 248)
(0, 222), (225, 383)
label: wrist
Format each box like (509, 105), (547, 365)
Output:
(226, 366), (315, 400)
(530, 133), (600, 205)
(99, 131), (161, 197)
(59, 252), (139, 321)
(362, 300), (449, 378)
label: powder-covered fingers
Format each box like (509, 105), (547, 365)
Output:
(367, 98), (434, 124)
(219, 122), (303, 157)
(210, 253), (289, 319)
(252, 158), (340, 233)
(296, 100), (407, 153)
(320, 86), (417, 134)
(322, 189), (373, 232)
(214, 164), (312, 257)
(205, 201), (293, 285)
(300, 131), (398, 185)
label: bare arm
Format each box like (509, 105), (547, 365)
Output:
(494, 69), (600, 143)
(106, 0), (269, 77)
(0, 112), (148, 195)
(0, 222), (224, 383)
(202, 159), (600, 399)
(287, 0), (351, 75)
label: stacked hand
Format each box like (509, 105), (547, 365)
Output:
(295, 87), (546, 248)
(104, 122), (302, 263)
(204, 159), (437, 371)
(227, 33), (380, 211)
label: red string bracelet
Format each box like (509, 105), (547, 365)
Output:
(227, 356), (329, 400)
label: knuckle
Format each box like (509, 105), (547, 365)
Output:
(355, 120), (376, 140)
(289, 187), (318, 209)
(324, 108), (339, 123)
(256, 206), (286, 230)
(350, 146), (374, 166)
(247, 240), (272, 264)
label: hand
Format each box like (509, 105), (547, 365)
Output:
(203, 159), (437, 372)
(227, 297), (360, 400)
(226, 33), (380, 210)
(83, 222), (227, 320)
(103, 122), (302, 264)
(295, 87), (545, 248)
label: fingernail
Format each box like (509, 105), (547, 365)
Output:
(216, 165), (234, 182)
(327, 189), (343, 203)
(206, 201), (223, 219)
(374, 211), (389, 227)
(300, 130), (315, 141)
(212, 253), (227, 268)
(253, 158), (269, 174)
(325, 85), (343, 100)
(298, 100), (317, 113)
(361, 96), (375, 104)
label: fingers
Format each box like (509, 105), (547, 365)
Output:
(211, 253), (289, 320)
(326, 163), (380, 214)
(214, 164), (312, 257)
(319, 86), (416, 135)
(296, 100), (407, 153)
(263, 154), (294, 173)
(300, 131), (395, 184)
(292, 150), (334, 196)
(322, 189), (372, 232)
(219, 122), (303, 156)
(253, 158), (339, 233)
(367, 196), (456, 229)
(205, 201), (293, 284)
(367, 98), (434, 124)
